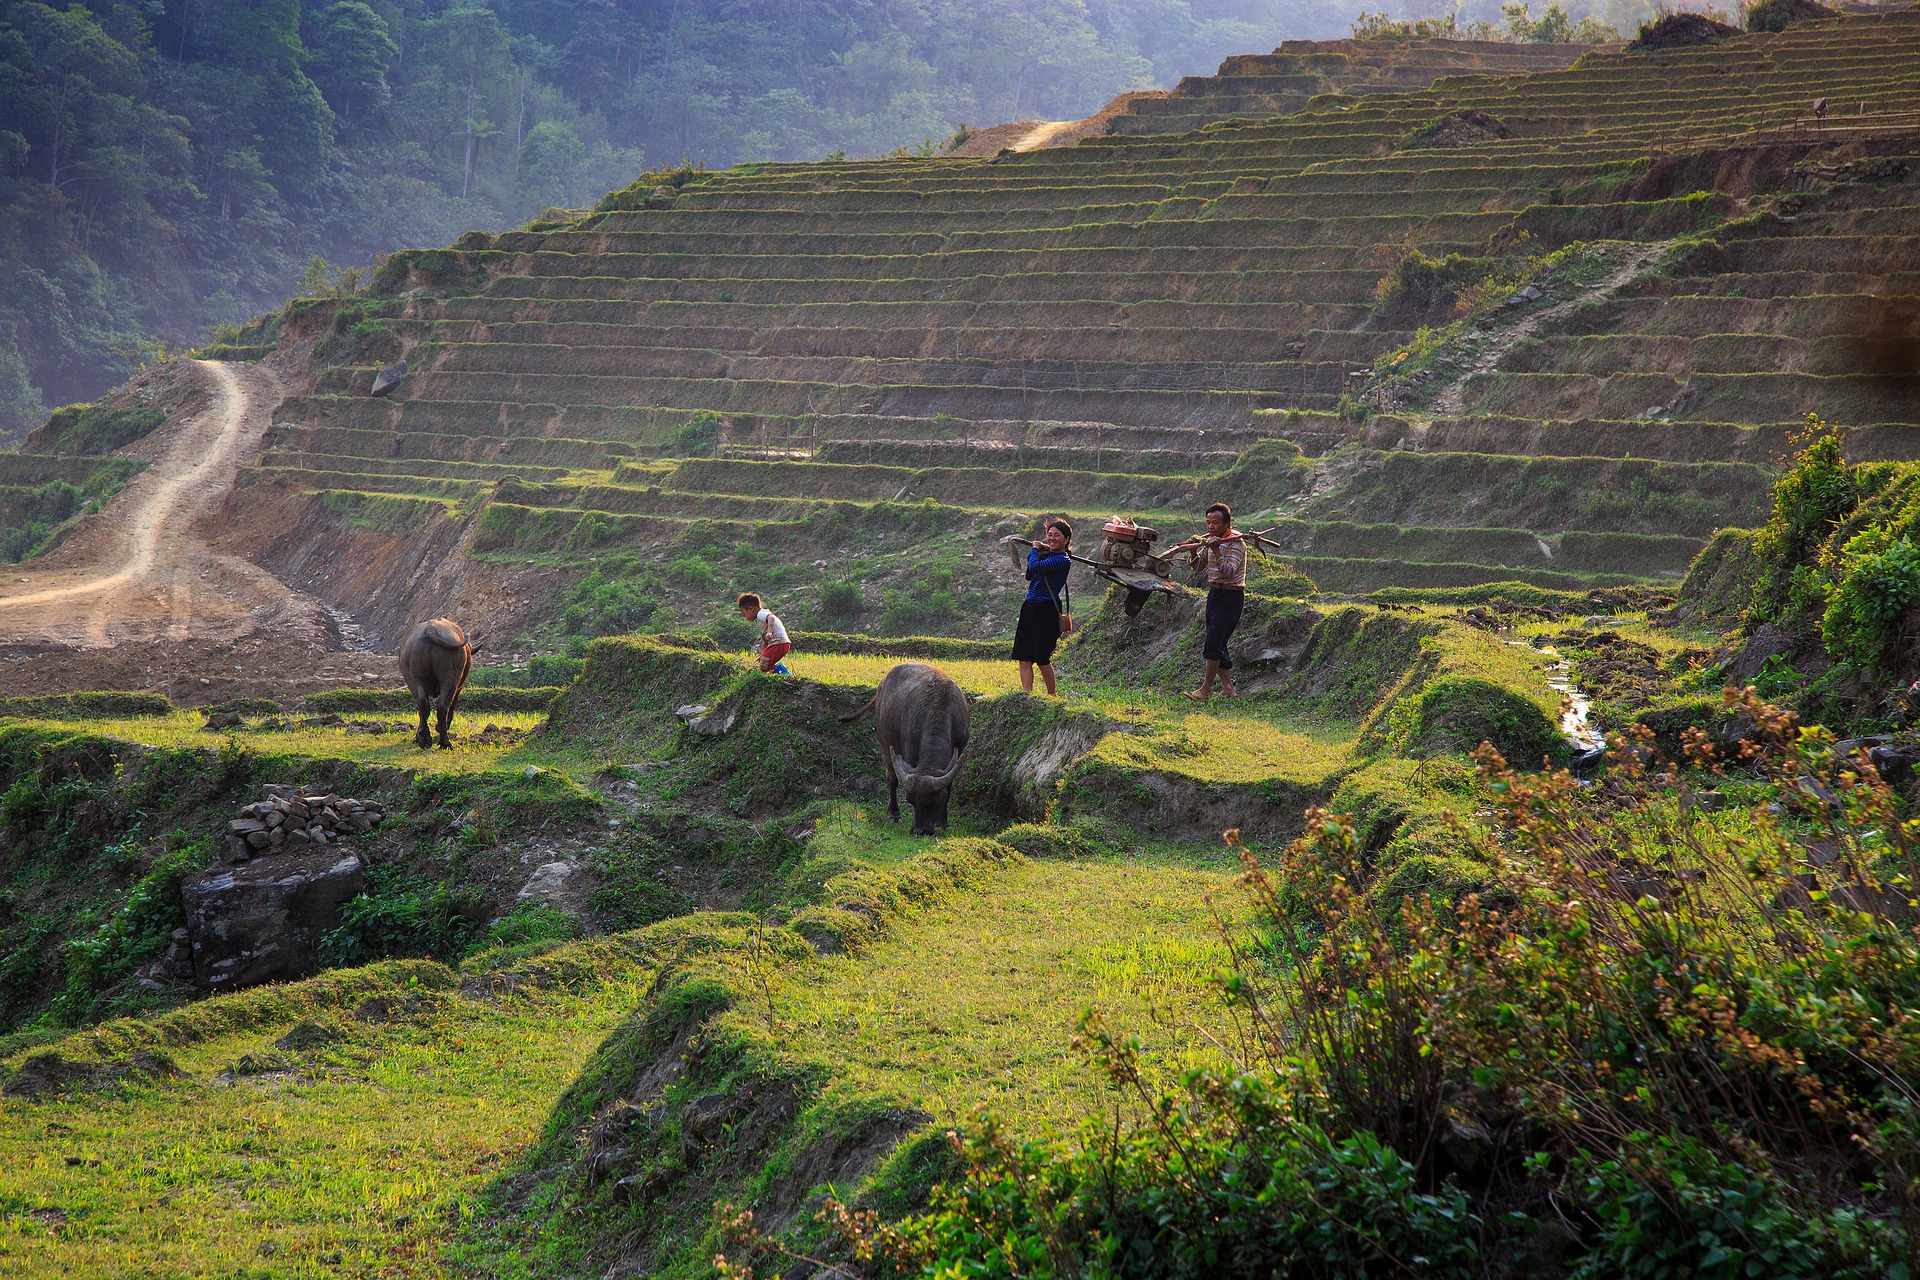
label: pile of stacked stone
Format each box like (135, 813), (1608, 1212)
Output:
(224, 784), (383, 863)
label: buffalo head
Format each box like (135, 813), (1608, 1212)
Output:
(898, 754), (962, 835)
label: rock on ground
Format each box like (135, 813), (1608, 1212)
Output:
(183, 849), (366, 992)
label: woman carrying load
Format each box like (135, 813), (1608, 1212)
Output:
(1011, 518), (1073, 696)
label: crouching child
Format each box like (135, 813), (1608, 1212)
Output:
(738, 593), (791, 673)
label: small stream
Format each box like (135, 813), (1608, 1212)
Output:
(1510, 640), (1605, 761)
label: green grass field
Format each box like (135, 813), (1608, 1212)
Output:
(0, 957), (652, 1278)
(757, 854), (1248, 1133)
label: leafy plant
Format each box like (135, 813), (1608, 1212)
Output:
(316, 873), (487, 967)
(669, 411), (724, 458)
(819, 579), (866, 624)
(561, 569), (660, 637)
(1822, 531), (1920, 673)
(51, 841), (202, 1023)
(1747, 417), (1856, 624)
(666, 554), (719, 590)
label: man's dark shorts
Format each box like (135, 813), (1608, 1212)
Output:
(1204, 587), (1244, 668)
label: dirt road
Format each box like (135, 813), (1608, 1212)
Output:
(0, 360), (385, 701)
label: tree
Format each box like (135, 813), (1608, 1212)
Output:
(0, 3), (141, 189)
(1502, 2), (1617, 41)
(517, 118), (584, 208)
(0, 344), (45, 442)
(308, 1), (397, 125)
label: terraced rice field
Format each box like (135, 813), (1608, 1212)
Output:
(190, 9), (1916, 634)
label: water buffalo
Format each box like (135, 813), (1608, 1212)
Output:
(839, 662), (969, 835)
(397, 618), (477, 749)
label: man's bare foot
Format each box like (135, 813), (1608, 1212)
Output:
(1183, 689), (1209, 702)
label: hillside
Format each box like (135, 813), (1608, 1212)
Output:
(4, 8), (1920, 1278)
(0, 0), (1362, 440)
(164, 7), (1916, 656)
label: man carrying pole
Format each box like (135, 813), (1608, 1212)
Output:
(1167, 502), (1245, 701)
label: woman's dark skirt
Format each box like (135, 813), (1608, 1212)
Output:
(1011, 598), (1062, 664)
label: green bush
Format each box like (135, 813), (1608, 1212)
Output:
(1821, 531), (1920, 673)
(1373, 249), (1496, 318)
(1745, 0), (1833, 33)
(857, 1113), (1477, 1280)
(560, 569), (661, 637)
(819, 578), (865, 624)
(1571, 1136), (1894, 1280)
(876, 567), (964, 635)
(0, 776), (47, 838)
(51, 843), (203, 1024)
(665, 554), (718, 590)
(707, 610), (758, 650)
(667, 410), (723, 458)
(316, 872), (488, 968)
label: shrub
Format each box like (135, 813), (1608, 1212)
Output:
(1373, 249), (1496, 318)
(708, 609), (758, 649)
(1571, 1136), (1893, 1280)
(1746, 0), (1834, 32)
(876, 581), (962, 635)
(668, 411), (723, 458)
(51, 842), (203, 1023)
(818, 579), (865, 624)
(1747, 418), (1855, 625)
(561, 569), (661, 637)
(1502, 1), (1615, 40)
(1629, 11), (1740, 49)
(316, 873), (488, 968)
(665, 554), (718, 590)
(1821, 531), (1920, 673)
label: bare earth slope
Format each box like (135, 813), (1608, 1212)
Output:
(0, 361), (376, 700)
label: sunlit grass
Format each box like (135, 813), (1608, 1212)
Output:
(6, 711), (554, 776)
(1085, 709), (1351, 785)
(778, 651), (1024, 695)
(0, 973), (648, 1279)
(755, 857), (1248, 1134)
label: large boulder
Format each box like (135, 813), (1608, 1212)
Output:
(182, 849), (365, 992)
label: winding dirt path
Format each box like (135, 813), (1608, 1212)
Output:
(1, 363), (261, 618)
(0, 360), (373, 700)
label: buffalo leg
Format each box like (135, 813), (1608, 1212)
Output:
(414, 698), (433, 749)
(435, 696), (453, 749)
(884, 749), (900, 823)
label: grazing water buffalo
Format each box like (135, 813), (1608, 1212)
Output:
(839, 662), (969, 835)
(398, 618), (477, 749)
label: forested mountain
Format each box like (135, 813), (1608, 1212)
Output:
(0, 0), (1381, 441)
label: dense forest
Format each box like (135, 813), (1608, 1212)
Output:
(0, 0), (1663, 440)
